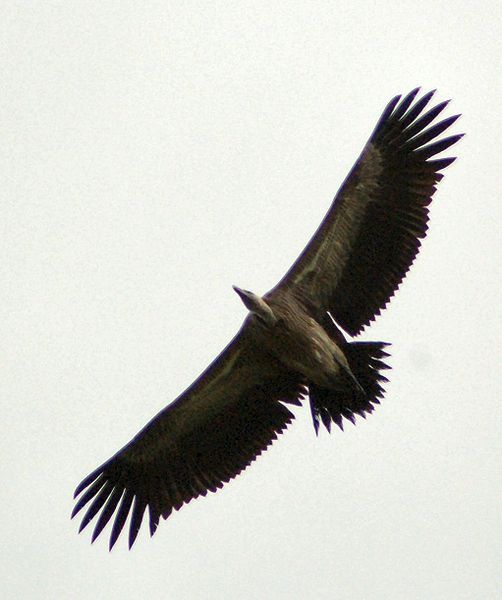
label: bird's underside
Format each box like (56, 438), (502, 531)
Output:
(72, 88), (462, 549)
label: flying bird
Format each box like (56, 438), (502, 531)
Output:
(72, 88), (462, 549)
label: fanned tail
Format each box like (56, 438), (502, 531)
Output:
(309, 342), (391, 434)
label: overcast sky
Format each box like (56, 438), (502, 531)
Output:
(2, 2), (501, 599)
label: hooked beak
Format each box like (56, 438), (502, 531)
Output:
(232, 285), (276, 325)
(233, 285), (255, 312)
(232, 285), (247, 301)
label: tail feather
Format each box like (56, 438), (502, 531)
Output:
(309, 342), (391, 434)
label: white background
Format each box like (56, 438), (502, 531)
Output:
(2, 2), (500, 599)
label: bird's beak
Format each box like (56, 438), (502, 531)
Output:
(233, 286), (254, 310)
(232, 285), (246, 300)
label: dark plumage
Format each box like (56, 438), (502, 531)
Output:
(72, 88), (462, 549)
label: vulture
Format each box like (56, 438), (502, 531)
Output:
(72, 88), (462, 549)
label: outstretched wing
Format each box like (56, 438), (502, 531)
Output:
(72, 329), (304, 550)
(269, 88), (463, 336)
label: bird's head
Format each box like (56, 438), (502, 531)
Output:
(232, 286), (277, 327)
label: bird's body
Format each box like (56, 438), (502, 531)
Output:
(72, 88), (462, 549)
(243, 291), (355, 391)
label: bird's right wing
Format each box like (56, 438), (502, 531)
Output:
(269, 88), (462, 335)
(72, 328), (305, 550)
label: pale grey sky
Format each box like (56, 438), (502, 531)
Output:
(2, 2), (501, 599)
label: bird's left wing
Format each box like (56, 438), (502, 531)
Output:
(269, 88), (462, 335)
(72, 328), (304, 549)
